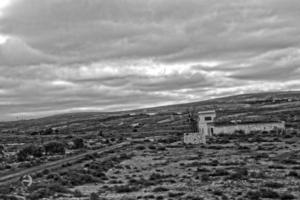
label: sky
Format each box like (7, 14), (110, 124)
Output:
(0, 0), (300, 121)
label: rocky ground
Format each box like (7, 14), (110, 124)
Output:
(2, 131), (299, 200)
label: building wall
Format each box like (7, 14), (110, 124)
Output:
(209, 122), (285, 134)
(198, 111), (216, 136)
(184, 132), (206, 144)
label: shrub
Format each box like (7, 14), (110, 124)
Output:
(90, 192), (100, 200)
(148, 145), (156, 150)
(152, 186), (169, 192)
(197, 167), (210, 172)
(287, 171), (299, 178)
(135, 145), (145, 150)
(44, 142), (65, 155)
(282, 159), (298, 165)
(17, 145), (43, 161)
(114, 185), (139, 193)
(27, 183), (69, 200)
(0, 195), (19, 200)
(264, 182), (284, 188)
(149, 173), (169, 181)
(228, 168), (248, 180)
(42, 169), (50, 175)
(201, 174), (210, 182)
(254, 153), (269, 160)
(211, 159), (219, 166)
(168, 192), (185, 197)
(213, 190), (223, 196)
(119, 153), (132, 160)
(260, 188), (280, 198)
(249, 170), (266, 178)
(184, 195), (204, 200)
(27, 188), (51, 200)
(156, 196), (164, 200)
(246, 190), (261, 200)
(73, 138), (84, 149)
(157, 146), (166, 151)
(0, 186), (14, 195)
(280, 193), (295, 200)
(210, 169), (229, 177)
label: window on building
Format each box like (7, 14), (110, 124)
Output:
(204, 116), (212, 121)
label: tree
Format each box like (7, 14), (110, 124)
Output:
(187, 107), (198, 132)
(44, 142), (65, 155)
(44, 128), (53, 135)
(17, 145), (43, 161)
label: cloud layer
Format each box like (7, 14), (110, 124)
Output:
(0, 0), (300, 120)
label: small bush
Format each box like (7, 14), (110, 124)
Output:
(156, 196), (164, 200)
(260, 188), (280, 198)
(201, 174), (210, 182)
(280, 193), (295, 200)
(114, 185), (139, 193)
(264, 182), (284, 188)
(149, 173), (169, 181)
(135, 145), (145, 150)
(228, 168), (248, 180)
(27, 183), (70, 200)
(210, 168), (230, 177)
(246, 190), (261, 200)
(44, 142), (65, 155)
(73, 189), (83, 197)
(282, 159), (298, 165)
(73, 138), (85, 149)
(42, 169), (50, 175)
(17, 145), (43, 161)
(287, 171), (299, 178)
(168, 192), (185, 197)
(157, 146), (166, 151)
(90, 192), (100, 200)
(148, 145), (156, 150)
(249, 170), (266, 178)
(0, 195), (19, 200)
(152, 186), (169, 192)
(213, 190), (223, 196)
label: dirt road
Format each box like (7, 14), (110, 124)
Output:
(0, 141), (130, 186)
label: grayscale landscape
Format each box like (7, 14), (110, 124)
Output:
(0, 0), (300, 200)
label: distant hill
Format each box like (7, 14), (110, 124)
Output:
(1, 90), (300, 132)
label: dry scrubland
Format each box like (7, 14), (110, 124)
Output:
(1, 132), (300, 200)
(0, 91), (300, 199)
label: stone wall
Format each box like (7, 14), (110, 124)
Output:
(209, 122), (285, 134)
(184, 132), (206, 144)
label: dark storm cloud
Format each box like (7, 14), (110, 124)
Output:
(0, 0), (300, 120)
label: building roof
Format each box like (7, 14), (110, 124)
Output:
(198, 110), (216, 114)
(208, 120), (284, 127)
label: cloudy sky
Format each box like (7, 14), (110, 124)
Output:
(0, 0), (300, 121)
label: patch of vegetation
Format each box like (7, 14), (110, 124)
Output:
(17, 145), (43, 161)
(44, 141), (65, 155)
(152, 186), (169, 192)
(27, 183), (70, 200)
(264, 181), (284, 188)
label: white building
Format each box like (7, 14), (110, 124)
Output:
(198, 110), (216, 136)
(184, 110), (285, 144)
(199, 110), (285, 136)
